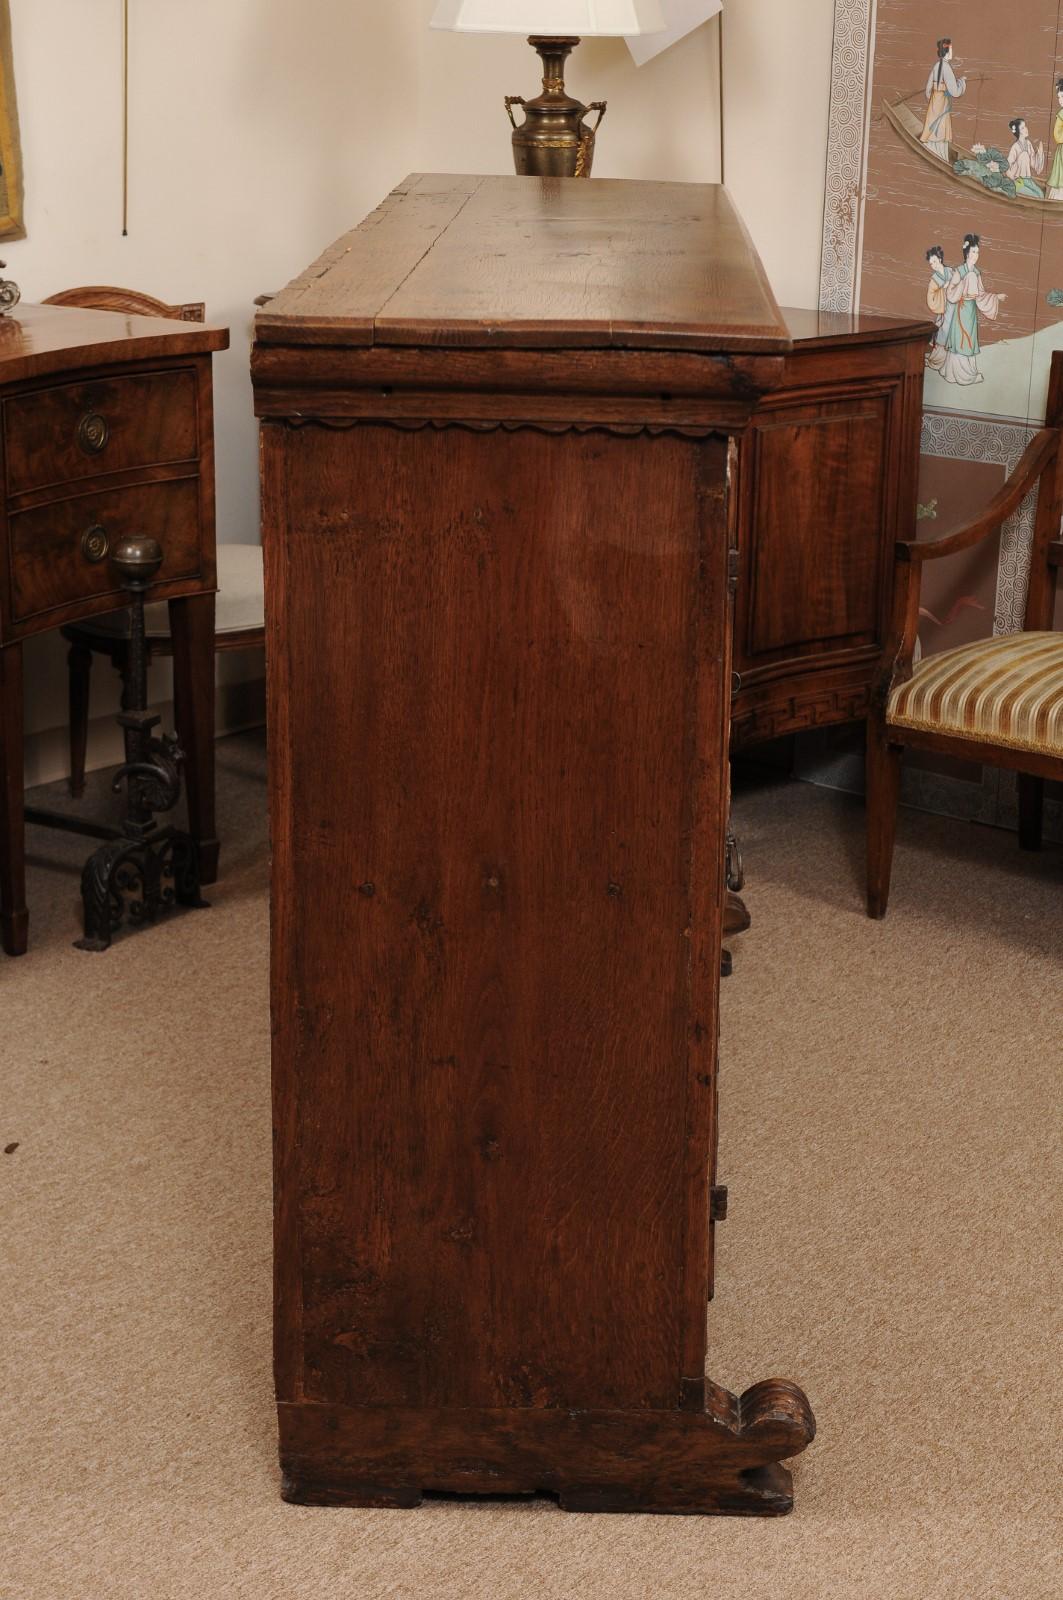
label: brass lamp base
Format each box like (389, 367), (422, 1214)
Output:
(505, 36), (606, 179)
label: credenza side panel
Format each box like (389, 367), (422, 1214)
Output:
(743, 393), (890, 658)
(731, 334), (926, 749)
(263, 421), (729, 1417)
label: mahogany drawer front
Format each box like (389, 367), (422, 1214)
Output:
(3, 369), (198, 496)
(9, 477), (201, 625)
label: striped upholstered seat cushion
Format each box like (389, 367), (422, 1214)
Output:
(887, 632), (1063, 757)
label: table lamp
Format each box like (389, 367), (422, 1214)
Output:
(430, 1), (667, 178)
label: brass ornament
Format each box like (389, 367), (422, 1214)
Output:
(504, 36), (607, 180)
(81, 524), (110, 564)
(77, 412), (111, 455)
(0, 261), (20, 314)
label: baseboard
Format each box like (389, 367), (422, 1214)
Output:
(793, 725), (1063, 844)
(29, 690), (1061, 844)
(23, 676), (266, 791)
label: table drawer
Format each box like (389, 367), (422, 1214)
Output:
(9, 478), (201, 624)
(3, 369), (198, 496)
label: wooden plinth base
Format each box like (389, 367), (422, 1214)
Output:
(279, 1380), (815, 1518)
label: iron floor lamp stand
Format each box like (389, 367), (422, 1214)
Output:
(72, 537), (205, 951)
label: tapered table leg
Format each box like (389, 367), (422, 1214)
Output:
(1017, 773), (1044, 852)
(0, 642), (28, 955)
(169, 592), (219, 884)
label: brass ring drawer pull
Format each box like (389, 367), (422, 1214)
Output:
(77, 412), (110, 455)
(81, 524), (110, 564)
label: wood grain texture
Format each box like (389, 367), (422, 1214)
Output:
(779, 305), (934, 349)
(258, 179), (812, 1515)
(8, 477), (201, 627)
(278, 1384), (816, 1515)
(0, 302), (226, 386)
(251, 343), (787, 433)
(4, 368), (198, 496)
(43, 285), (206, 323)
(267, 421), (724, 1415)
(0, 353), (221, 649)
(732, 315), (929, 749)
(256, 174), (791, 356)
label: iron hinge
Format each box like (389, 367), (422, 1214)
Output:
(710, 1185), (729, 1223)
(727, 548), (740, 595)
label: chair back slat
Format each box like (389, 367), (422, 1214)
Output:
(1025, 355), (1063, 631)
(43, 285), (205, 323)
(1046, 347), (1063, 427)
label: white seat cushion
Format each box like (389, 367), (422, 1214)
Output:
(80, 543), (264, 641)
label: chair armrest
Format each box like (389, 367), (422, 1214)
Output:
(896, 427), (1061, 565)
(873, 559), (922, 707)
(875, 425), (1061, 707)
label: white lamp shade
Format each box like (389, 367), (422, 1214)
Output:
(430, 0), (668, 35)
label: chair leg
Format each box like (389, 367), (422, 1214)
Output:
(1017, 774), (1044, 852)
(67, 641), (93, 798)
(0, 642), (28, 956)
(866, 718), (903, 920)
(170, 593), (219, 885)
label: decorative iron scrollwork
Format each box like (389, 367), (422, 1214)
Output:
(112, 731), (184, 816)
(77, 831), (203, 953)
(74, 535), (206, 952)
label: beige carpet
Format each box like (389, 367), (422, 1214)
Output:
(2, 734), (1060, 1600)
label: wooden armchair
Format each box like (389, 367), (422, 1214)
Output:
(43, 284), (206, 322)
(866, 351), (1063, 917)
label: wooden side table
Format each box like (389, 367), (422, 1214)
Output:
(254, 173), (816, 1516)
(0, 304), (229, 955)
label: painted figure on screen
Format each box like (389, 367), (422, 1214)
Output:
(924, 244), (956, 368)
(1006, 118), (1045, 197)
(925, 233), (1006, 385)
(1047, 80), (1063, 199)
(921, 38), (966, 159)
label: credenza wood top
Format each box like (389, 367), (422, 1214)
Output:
(781, 305), (935, 348)
(255, 172), (791, 355)
(0, 303), (229, 386)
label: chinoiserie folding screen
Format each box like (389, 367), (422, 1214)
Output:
(819, 0), (1063, 835)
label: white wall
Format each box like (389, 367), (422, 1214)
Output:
(415, 0), (835, 305)
(4, 0), (836, 782)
